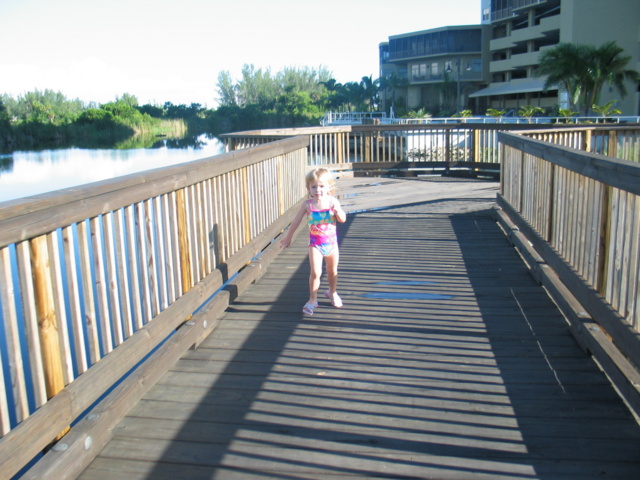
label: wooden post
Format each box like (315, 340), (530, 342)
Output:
(364, 132), (372, 163)
(29, 235), (65, 400)
(336, 133), (344, 164)
(546, 163), (556, 242)
(242, 168), (252, 244)
(596, 184), (612, 295)
(176, 189), (193, 294)
(444, 129), (451, 174)
(608, 130), (618, 158)
(30, 235), (69, 440)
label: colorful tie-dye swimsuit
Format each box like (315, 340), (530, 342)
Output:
(308, 201), (337, 256)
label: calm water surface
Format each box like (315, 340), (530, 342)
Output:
(0, 135), (225, 203)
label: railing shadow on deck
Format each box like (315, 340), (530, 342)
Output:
(127, 198), (640, 479)
(3, 121), (640, 478)
(0, 137), (310, 479)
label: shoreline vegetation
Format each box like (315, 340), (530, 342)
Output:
(3, 43), (637, 154)
(0, 65), (380, 154)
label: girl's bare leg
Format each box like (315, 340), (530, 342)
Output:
(325, 248), (340, 294)
(308, 246), (324, 303)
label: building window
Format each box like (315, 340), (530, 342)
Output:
(411, 63), (428, 82)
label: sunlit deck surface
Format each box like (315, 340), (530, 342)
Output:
(78, 177), (640, 480)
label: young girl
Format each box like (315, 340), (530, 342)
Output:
(280, 168), (346, 315)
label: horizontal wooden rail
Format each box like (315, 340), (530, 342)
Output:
(498, 129), (640, 413)
(0, 136), (308, 479)
(221, 123), (640, 178)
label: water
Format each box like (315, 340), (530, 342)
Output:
(0, 135), (226, 203)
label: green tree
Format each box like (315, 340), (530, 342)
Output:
(583, 41), (639, 114)
(319, 78), (343, 111)
(486, 108), (507, 118)
(216, 70), (237, 107)
(118, 93), (139, 107)
(592, 99), (621, 120)
(5, 89), (84, 125)
(76, 108), (115, 126)
(101, 99), (142, 122)
(0, 99), (10, 127)
(359, 75), (379, 112)
(379, 72), (407, 115)
(453, 109), (473, 118)
(537, 41), (639, 115)
(518, 105), (544, 123)
(537, 43), (589, 113)
(438, 71), (457, 114)
(235, 64), (278, 109)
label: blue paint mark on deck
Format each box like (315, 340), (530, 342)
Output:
(361, 292), (453, 300)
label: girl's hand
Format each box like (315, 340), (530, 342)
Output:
(280, 236), (292, 248)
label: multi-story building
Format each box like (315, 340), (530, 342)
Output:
(380, 0), (640, 116)
(379, 24), (490, 115)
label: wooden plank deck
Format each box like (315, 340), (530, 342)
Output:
(78, 178), (640, 480)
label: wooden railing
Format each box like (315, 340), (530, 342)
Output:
(0, 136), (308, 479)
(496, 125), (640, 414)
(2, 121), (640, 477)
(521, 125), (640, 163)
(222, 123), (561, 175)
(222, 123), (640, 178)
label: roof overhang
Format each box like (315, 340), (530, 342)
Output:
(470, 79), (556, 98)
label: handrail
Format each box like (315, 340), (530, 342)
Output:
(221, 123), (640, 174)
(319, 110), (640, 126)
(3, 121), (640, 477)
(497, 127), (640, 412)
(0, 136), (308, 479)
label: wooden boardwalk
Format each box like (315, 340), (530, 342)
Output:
(78, 178), (640, 480)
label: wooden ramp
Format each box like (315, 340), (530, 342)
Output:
(78, 178), (640, 480)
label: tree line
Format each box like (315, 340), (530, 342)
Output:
(1, 41), (637, 153)
(0, 65), (387, 152)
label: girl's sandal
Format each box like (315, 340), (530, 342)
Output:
(303, 301), (318, 315)
(324, 290), (343, 308)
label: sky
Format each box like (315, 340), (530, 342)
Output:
(0, 0), (481, 108)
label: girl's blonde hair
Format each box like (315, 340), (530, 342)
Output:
(305, 168), (334, 189)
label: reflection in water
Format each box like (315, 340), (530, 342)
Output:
(0, 155), (12, 173)
(0, 135), (224, 203)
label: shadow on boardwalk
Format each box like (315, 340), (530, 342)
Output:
(80, 179), (640, 480)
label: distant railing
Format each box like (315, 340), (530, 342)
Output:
(222, 123), (638, 177)
(320, 110), (640, 127)
(223, 124), (505, 174)
(4, 119), (640, 477)
(320, 111), (387, 126)
(497, 125), (640, 413)
(0, 137), (308, 479)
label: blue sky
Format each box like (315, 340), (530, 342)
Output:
(0, 0), (481, 107)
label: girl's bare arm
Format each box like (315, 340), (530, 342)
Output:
(280, 202), (307, 248)
(331, 197), (347, 223)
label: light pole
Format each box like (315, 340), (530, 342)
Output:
(446, 58), (470, 114)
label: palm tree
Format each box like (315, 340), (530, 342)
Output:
(536, 43), (590, 113)
(536, 41), (639, 115)
(592, 99), (622, 121)
(518, 105), (545, 123)
(359, 76), (379, 112)
(340, 81), (365, 111)
(583, 41), (639, 115)
(379, 72), (407, 115)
